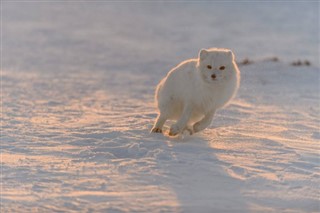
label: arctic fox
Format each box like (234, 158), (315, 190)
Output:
(151, 48), (240, 136)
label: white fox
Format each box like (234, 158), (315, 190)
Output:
(151, 48), (240, 136)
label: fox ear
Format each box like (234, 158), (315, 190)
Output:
(199, 49), (209, 61)
(227, 50), (235, 61)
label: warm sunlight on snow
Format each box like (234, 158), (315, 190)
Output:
(2, 1), (319, 212)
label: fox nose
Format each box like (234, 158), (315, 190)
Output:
(211, 74), (216, 79)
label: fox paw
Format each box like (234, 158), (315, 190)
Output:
(193, 123), (205, 133)
(151, 127), (162, 133)
(183, 127), (194, 135)
(169, 124), (180, 136)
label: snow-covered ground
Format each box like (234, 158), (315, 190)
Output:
(1, 1), (319, 212)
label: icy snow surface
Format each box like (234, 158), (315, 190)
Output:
(1, 1), (319, 212)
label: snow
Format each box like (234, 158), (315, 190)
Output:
(1, 1), (319, 212)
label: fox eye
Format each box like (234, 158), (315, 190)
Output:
(219, 66), (225, 70)
(207, 65), (212, 69)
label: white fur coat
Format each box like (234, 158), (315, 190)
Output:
(151, 48), (240, 136)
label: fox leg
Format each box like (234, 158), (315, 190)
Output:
(193, 110), (215, 133)
(151, 113), (168, 133)
(169, 105), (193, 136)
